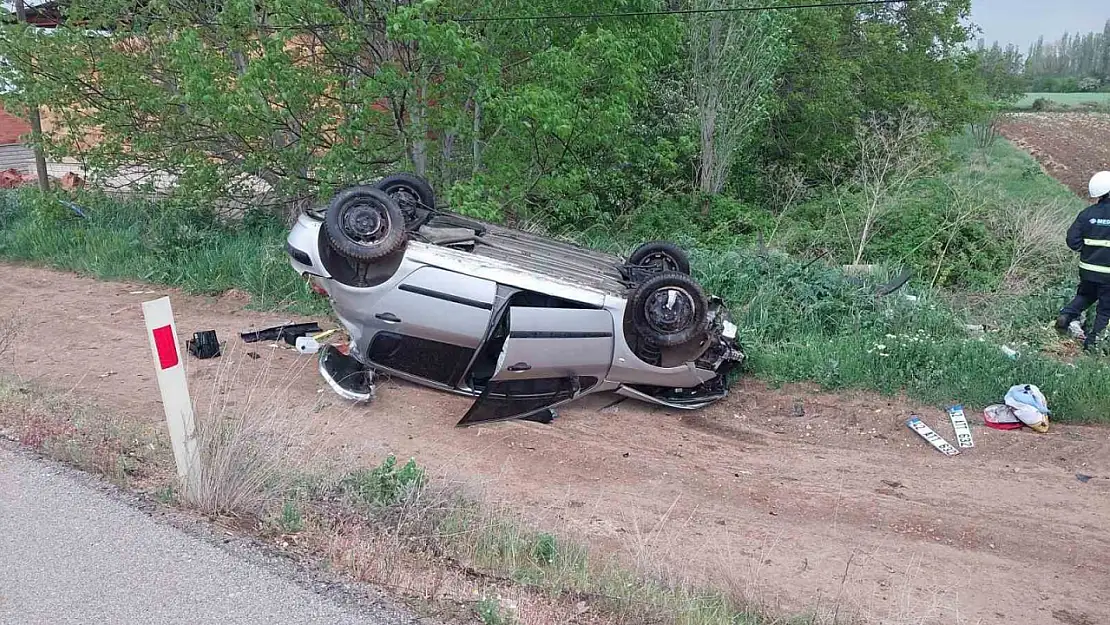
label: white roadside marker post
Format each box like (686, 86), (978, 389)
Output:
(141, 297), (201, 494)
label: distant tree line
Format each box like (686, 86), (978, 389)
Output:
(980, 20), (1110, 93)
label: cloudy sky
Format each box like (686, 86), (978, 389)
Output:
(971, 0), (1109, 51)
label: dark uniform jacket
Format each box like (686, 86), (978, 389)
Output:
(1067, 197), (1110, 284)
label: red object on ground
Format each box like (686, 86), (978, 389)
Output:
(60, 172), (85, 190)
(983, 406), (1023, 431)
(151, 325), (179, 370)
(0, 168), (29, 189)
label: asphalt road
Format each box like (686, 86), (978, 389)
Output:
(0, 447), (403, 625)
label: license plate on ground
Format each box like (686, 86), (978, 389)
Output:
(907, 416), (960, 457)
(948, 405), (975, 448)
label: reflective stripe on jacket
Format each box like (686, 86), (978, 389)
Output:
(1067, 198), (1110, 283)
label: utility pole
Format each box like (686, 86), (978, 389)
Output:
(14, 0), (51, 193)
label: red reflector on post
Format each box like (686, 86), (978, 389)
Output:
(152, 324), (179, 370)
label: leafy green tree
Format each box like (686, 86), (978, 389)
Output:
(0, 0), (679, 223)
(765, 0), (978, 178)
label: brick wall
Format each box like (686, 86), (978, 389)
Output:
(0, 105), (31, 146)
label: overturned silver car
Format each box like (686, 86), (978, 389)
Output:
(286, 174), (744, 426)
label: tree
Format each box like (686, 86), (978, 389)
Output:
(688, 0), (787, 195)
(1102, 20), (1110, 81)
(836, 111), (937, 266)
(0, 0), (680, 222)
(767, 0), (978, 177)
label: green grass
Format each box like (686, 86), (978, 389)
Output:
(685, 135), (1110, 422)
(0, 191), (324, 315)
(0, 137), (1108, 423)
(1014, 92), (1110, 109)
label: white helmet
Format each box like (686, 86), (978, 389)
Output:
(1091, 171), (1110, 199)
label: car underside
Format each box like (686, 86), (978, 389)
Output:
(286, 174), (745, 426)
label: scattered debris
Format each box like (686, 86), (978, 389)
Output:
(240, 322), (321, 344)
(947, 405), (975, 448)
(1005, 385), (1051, 434)
(906, 416), (960, 456)
(522, 408), (558, 424)
(1076, 474), (1093, 484)
(60, 200), (88, 219)
(186, 330), (222, 359)
(318, 344), (374, 403)
(984, 385), (1051, 433)
(983, 405), (1024, 431)
(1068, 320), (1087, 341)
(295, 336), (321, 355)
(294, 328), (341, 355)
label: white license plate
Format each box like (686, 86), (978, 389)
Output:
(907, 417), (960, 457)
(948, 405), (975, 448)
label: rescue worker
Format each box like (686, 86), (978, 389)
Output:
(1057, 171), (1110, 351)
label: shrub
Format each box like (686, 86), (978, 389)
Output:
(1030, 97), (1055, 112)
(340, 455), (428, 510)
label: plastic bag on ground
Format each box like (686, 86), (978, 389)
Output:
(1004, 384), (1050, 433)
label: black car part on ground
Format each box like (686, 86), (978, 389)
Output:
(875, 268), (913, 297)
(319, 345), (374, 402)
(628, 272), (710, 348)
(324, 186), (408, 262)
(186, 330), (221, 359)
(240, 322), (322, 344)
(456, 377), (583, 427)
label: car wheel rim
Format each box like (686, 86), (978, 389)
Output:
(387, 186), (420, 208)
(643, 252), (678, 272)
(342, 202), (388, 244)
(644, 287), (696, 335)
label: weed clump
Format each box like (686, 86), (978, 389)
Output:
(339, 455), (427, 509)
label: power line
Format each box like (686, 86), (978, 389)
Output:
(450, 0), (917, 24)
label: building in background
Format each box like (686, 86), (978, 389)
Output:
(0, 104), (33, 173)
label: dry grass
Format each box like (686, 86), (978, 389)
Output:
(0, 315), (15, 362)
(183, 344), (325, 517)
(0, 366), (795, 625)
(992, 198), (1071, 291)
(0, 378), (169, 486)
(0, 352), (803, 625)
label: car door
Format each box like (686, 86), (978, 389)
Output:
(362, 266), (496, 388)
(457, 307), (614, 425)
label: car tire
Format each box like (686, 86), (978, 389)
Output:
(629, 272), (709, 348)
(323, 186), (408, 262)
(628, 241), (691, 275)
(375, 173), (436, 220)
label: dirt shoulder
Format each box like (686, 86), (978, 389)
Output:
(1, 263), (1107, 625)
